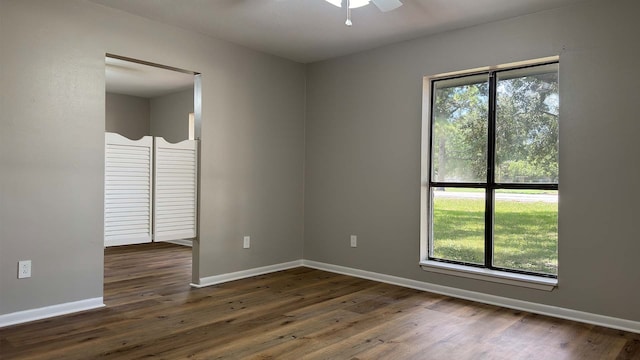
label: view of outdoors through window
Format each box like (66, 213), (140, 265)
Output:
(429, 63), (559, 276)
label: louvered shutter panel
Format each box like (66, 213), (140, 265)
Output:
(153, 137), (198, 242)
(104, 133), (153, 246)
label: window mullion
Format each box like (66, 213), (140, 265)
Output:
(485, 72), (497, 269)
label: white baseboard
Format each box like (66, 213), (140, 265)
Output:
(302, 260), (640, 334)
(191, 260), (303, 288)
(0, 297), (104, 328)
(4, 261), (638, 334)
(165, 239), (193, 247)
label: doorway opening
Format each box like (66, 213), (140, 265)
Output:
(104, 54), (202, 299)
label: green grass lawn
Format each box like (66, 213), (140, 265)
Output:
(432, 197), (558, 275)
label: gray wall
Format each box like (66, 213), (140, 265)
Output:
(105, 92), (150, 139)
(2, 0), (638, 326)
(0, 0), (305, 315)
(106, 89), (194, 142)
(304, 0), (640, 322)
(150, 88), (194, 143)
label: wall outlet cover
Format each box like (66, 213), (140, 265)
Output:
(18, 260), (31, 279)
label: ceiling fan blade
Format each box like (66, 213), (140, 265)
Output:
(370, 0), (402, 12)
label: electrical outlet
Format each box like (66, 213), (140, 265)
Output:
(18, 260), (31, 279)
(350, 235), (357, 248)
(243, 236), (250, 249)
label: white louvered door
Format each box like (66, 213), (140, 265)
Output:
(153, 137), (198, 242)
(104, 133), (153, 247)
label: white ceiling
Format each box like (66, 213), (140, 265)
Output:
(105, 57), (194, 98)
(91, 0), (591, 64)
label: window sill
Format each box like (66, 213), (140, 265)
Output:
(419, 260), (557, 291)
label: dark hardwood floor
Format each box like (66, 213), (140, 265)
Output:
(1, 242), (638, 359)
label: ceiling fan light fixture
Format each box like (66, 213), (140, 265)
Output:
(325, 0), (370, 9)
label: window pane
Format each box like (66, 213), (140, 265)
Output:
(493, 190), (558, 275)
(431, 188), (485, 264)
(495, 64), (559, 184)
(432, 75), (489, 183)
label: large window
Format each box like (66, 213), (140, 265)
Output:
(428, 62), (559, 278)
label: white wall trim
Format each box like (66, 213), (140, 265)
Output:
(302, 260), (640, 334)
(4, 261), (638, 334)
(165, 239), (193, 247)
(420, 260), (557, 291)
(0, 297), (104, 328)
(191, 260), (303, 288)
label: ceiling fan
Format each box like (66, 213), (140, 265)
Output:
(325, 0), (403, 26)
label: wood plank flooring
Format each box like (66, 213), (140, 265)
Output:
(1, 242), (638, 359)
